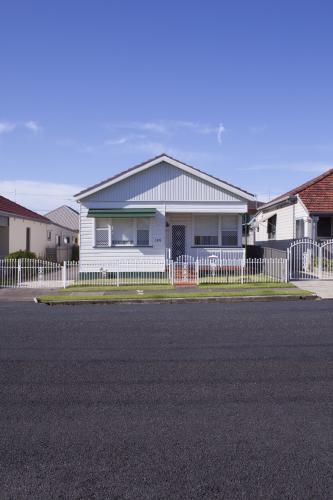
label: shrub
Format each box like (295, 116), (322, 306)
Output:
(5, 250), (37, 260)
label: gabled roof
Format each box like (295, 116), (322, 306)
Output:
(260, 168), (333, 213)
(0, 195), (50, 223)
(46, 205), (79, 231)
(74, 153), (255, 201)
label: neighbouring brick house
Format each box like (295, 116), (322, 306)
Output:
(252, 168), (333, 250)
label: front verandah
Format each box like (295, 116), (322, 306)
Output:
(311, 214), (333, 241)
(165, 212), (244, 261)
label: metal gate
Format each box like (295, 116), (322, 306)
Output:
(288, 239), (333, 280)
(173, 261), (197, 285)
(321, 240), (333, 279)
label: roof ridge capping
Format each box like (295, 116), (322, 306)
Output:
(74, 153), (255, 201)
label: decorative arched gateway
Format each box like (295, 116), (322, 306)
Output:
(288, 239), (333, 280)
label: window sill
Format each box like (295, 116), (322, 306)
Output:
(191, 245), (240, 248)
(94, 245), (153, 249)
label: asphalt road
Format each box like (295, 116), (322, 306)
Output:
(0, 300), (332, 499)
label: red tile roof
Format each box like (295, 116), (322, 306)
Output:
(0, 195), (50, 223)
(266, 169), (333, 213)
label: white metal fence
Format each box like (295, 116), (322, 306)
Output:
(0, 259), (63, 288)
(0, 257), (288, 288)
(288, 239), (333, 280)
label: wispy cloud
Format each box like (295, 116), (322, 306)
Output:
(24, 120), (42, 133)
(104, 133), (146, 146)
(238, 161), (333, 173)
(249, 125), (267, 135)
(217, 124), (225, 144)
(0, 120), (42, 135)
(109, 120), (225, 142)
(0, 122), (16, 134)
(0, 180), (83, 213)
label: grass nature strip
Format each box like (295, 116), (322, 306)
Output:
(63, 282), (295, 293)
(38, 288), (313, 303)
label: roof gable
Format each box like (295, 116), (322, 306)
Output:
(46, 205), (79, 231)
(74, 154), (254, 202)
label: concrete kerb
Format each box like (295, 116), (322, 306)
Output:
(35, 294), (318, 306)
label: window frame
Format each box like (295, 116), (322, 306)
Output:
(192, 214), (240, 248)
(94, 217), (152, 248)
(267, 214), (277, 240)
(295, 218), (305, 239)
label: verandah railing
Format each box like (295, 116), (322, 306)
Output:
(0, 257), (288, 289)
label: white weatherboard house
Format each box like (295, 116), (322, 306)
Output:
(74, 154), (255, 270)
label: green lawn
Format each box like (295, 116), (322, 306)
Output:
(65, 284), (174, 292)
(64, 282), (293, 292)
(38, 288), (313, 303)
(199, 282), (294, 289)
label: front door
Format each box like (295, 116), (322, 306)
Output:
(172, 225), (186, 260)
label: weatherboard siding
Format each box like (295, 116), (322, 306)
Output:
(256, 198), (309, 242)
(79, 204), (166, 264)
(84, 162), (243, 203)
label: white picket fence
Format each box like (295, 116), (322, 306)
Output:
(0, 257), (288, 288)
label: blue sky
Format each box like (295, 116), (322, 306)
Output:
(0, 0), (333, 212)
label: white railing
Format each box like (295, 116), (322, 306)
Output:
(0, 258), (63, 288)
(196, 247), (246, 261)
(0, 257), (288, 288)
(197, 258), (287, 284)
(288, 238), (333, 280)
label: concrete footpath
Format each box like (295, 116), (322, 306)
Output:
(0, 288), (57, 302)
(292, 280), (333, 299)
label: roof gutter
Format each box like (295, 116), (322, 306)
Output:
(260, 195), (298, 213)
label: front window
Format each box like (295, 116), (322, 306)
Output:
(193, 215), (218, 246)
(136, 219), (150, 246)
(221, 214), (238, 247)
(317, 217), (332, 238)
(112, 219), (134, 246)
(95, 218), (150, 247)
(267, 214), (277, 240)
(296, 219), (305, 239)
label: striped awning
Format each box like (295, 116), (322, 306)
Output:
(87, 208), (156, 218)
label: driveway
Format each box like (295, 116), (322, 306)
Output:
(0, 301), (332, 499)
(292, 279), (333, 298)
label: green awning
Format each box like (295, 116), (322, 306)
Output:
(87, 208), (156, 218)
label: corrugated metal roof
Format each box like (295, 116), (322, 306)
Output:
(46, 205), (79, 231)
(75, 153), (254, 199)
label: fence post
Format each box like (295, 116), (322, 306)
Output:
(62, 261), (67, 288)
(116, 264), (120, 287)
(318, 247), (323, 280)
(17, 259), (22, 288)
(196, 259), (199, 285)
(171, 261), (174, 286)
(284, 258), (288, 283)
